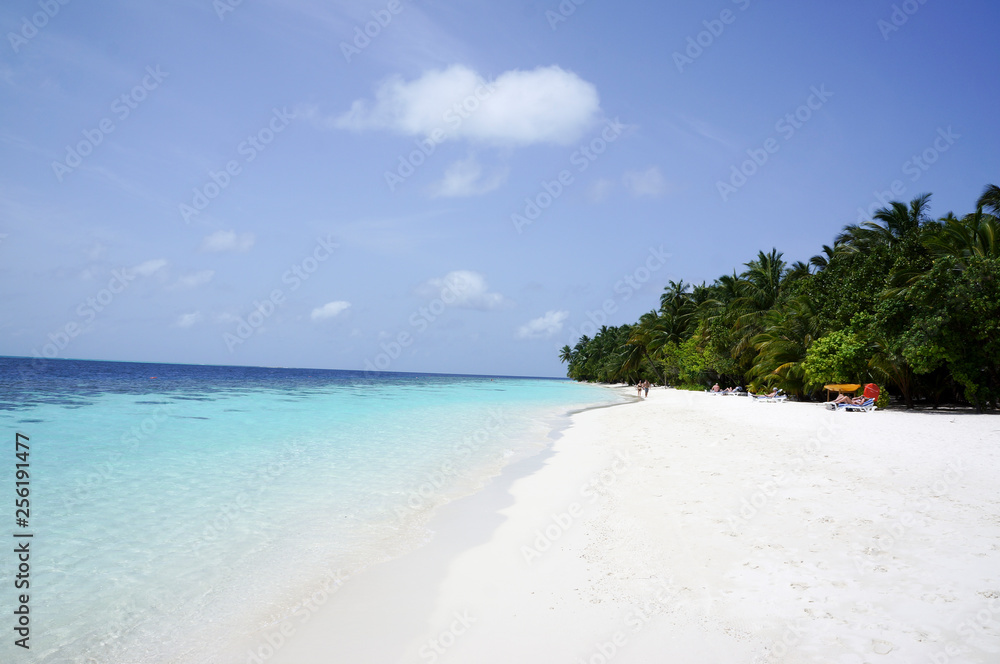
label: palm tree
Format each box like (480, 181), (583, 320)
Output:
(558, 345), (573, 364)
(925, 208), (1000, 266)
(977, 183), (1000, 217)
(622, 311), (667, 385)
(748, 296), (823, 398)
(729, 249), (788, 356)
(867, 331), (915, 409)
(809, 244), (841, 271)
(786, 260), (811, 282)
(838, 194), (932, 252)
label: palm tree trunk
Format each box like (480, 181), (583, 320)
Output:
(643, 349), (666, 386)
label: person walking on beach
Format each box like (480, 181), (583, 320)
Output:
(636, 382), (643, 398)
(643, 380), (650, 397)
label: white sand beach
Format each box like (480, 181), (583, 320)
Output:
(264, 387), (1000, 664)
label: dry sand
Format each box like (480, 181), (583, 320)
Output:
(266, 387), (1000, 664)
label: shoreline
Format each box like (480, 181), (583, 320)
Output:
(259, 386), (1000, 663)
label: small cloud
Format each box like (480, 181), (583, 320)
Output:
(332, 65), (601, 147)
(587, 178), (615, 203)
(200, 230), (255, 253)
(430, 155), (508, 198)
(623, 167), (666, 198)
(311, 301), (351, 320)
(516, 310), (569, 340)
(174, 312), (203, 328)
(173, 270), (215, 289)
(87, 243), (106, 260)
(416, 271), (507, 310)
(132, 259), (168, 277)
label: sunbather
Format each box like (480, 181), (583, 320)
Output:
(711, 383), (721, 392)
(827, 394), (864, 406)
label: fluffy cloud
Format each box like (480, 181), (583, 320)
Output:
(334, 65), (600, 146)
(311, 301), (351, 320)
(174, 270), (214, 289)
(587, 178), (615, 203)
(132, 259), (168, 277)
(174, 312), (202, 328)
(430, 155), (508, 198)
(416, 270), (506, 310)
(623, 167), (666, 197)
(200, 230), (255, 253)
(516, 310), (569, 340)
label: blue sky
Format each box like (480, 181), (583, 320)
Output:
(2, 0), (997, 377)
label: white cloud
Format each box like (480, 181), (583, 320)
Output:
(587, 178), (615, 203)
(174, 270), (214, 289)
(623, 167), (666, 197)
(311, 301), (351, 320)
(132, 259), (168, 277)
(334, 65), (600, 146)
(174, 312), (202, 328)
(430, 155), (508, 198)
(200, 230), (255, 253)
(416, 270), (506, 310)
(516, 310), (569, 340)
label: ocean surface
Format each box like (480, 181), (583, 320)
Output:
(0, 357), (624, 663)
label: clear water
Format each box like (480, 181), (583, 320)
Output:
(0, 357), (623, 663)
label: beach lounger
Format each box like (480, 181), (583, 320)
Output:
(831, 384), (880, 412)
(750, 391), (787, 403)
(840, 397), (876, 412)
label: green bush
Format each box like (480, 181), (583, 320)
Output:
(874, 385), (890, 409)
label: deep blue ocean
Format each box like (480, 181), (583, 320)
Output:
(0, 357), (623, 663)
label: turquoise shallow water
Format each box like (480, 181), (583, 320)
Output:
(0, 357), (623, 663)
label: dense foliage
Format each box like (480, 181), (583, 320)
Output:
(559, 185), (1000, 410)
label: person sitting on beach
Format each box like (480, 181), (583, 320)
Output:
(711, 383), (721, 392)
(754, 388), (780, 398)
(828, 394), (865, 405)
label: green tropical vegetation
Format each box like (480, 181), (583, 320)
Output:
(558, 185), (1000, 410)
